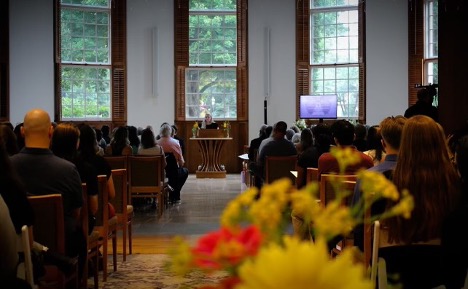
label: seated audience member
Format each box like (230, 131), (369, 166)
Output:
(364, 125), (386, 165)
(49, 123), (97, 277)
(101, 125), (111, 145)
(441, 132), (468, 288)
(311, 123), (332, 156)
(252, 121), (297, 189)
(127, 125), (140, 155)
(353, 123), (368, 152)
(171, 124), (185, 156)
(0, 195), (31, 289)
(285, 128), (295, 141)
(105, 126), (133, 156)
(382, 115), (461, 289)
(0, 132), (34, 234)
(351, 115), (406, 251)
(10, 109), (85, 276)
(201, 113), (219, 129)
(0, 124), (19, 155)
(296, 128), (320, 189)
(138, 127), (167, 167)
(249, 125), (270, 162)
(157, 123), (188, 204)
(404, 86), (439, 122)
(14, 122), (25, 151)
(317, 120), (373, 178)
(291, 133), (301, 150)
(290, 124), (301, 134)
(78, 124), (116, 220)
(95, 127), (107, 151)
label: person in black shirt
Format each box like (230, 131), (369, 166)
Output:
(404, 87), (439, 122)
(201, 113), (219, 129)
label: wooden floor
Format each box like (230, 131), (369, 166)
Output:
(112, 174), (246, 254)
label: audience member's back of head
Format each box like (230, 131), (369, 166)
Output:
(300, 128), (313, 150)
(141, 128), (156, 149)
(331, 120), (354, 146)
(273, 121), (288, 138)
(0, 124), (18, 156)
(127, 125), (140, 147)
(312, 123), (332, 153)
(160, 123), (172, 138)
(354, 123), (367, 140)
(379, 115), (406, 150)
(285, 129), (295, 141)
(258, 124), (268, 139)
(13, 123), (25, 151)
(78, 124), (98, 158)
(50, 123), (80, 162)
(388, 115), (460, 244)
(264, 125), (273, 138)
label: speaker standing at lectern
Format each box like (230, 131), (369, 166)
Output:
(201, 113), (219, 129)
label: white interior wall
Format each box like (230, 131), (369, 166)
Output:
(9, 0), (409, 140)
(365, 0), (408, 126)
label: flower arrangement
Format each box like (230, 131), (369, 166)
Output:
(295, 119), (306, 131)
(192, 121), (199, 137)
(168, 147), (414, 289)
(223, 121), (231, 137)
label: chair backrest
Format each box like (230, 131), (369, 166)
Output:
(104, 155), (128, 171)
(109, 169), (128, 214)
(81, 183), (89, 237)
(319, 174), (357, 207)
(306, 167), (319, 183)
(265, 155), (298, 184)
(95, 175), (109, 228)
(128, 155), (163, 196)
(28, 194), (65, 254)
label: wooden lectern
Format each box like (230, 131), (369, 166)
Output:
(191, 129), (232, 178)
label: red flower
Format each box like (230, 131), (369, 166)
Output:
(192, 225), (263, 270)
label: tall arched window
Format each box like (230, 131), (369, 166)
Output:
(296, 0), (365, 121)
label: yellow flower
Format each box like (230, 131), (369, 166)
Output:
(312, 201), (356, 239)
(387, 189), (414, 219)
(167, 236), (194, 275)
(358, 170), (399, 201)
(220, 187), (258, 228)
(290, 183), (320, 220)
(193, 122), (199, 129)
(236, 236), (373, 289)
(330, 146), (361, 174)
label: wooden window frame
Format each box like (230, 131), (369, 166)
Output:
(174, 0), (248, 122)
(296, 0), (366, 123)
(54, 0), (127, 127)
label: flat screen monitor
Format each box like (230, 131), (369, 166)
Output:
(299, 94), (338, 120)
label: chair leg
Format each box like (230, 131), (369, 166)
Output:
(93, 251), (99, 289)
(112, 232), (117, 272)
(103, 239), (108, 282)
(128, 221), (133, 255)
(122, 225), (127, 262)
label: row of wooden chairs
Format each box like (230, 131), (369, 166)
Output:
(103, 155), (168, 217)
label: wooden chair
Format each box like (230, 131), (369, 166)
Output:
(264, 155), (298, 185)
(370, 221), (445, 289)
(320, 174), (357, 256)
(306, 167), (319, 183)
(319, 174), (357, 207)
(109, 169), (134, 261)
(20, 224), (36, 289)
(103, 155), (128, 171)
(81, 184), (99, 289)
(27, 194), (79, 289)
(93, 175), (118, 282)
(128, 155), (164, 216)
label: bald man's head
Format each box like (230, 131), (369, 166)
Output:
(21, 109), (53, 148)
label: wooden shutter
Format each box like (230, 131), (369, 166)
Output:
(358, 0), (366, 122)
(236, 0), (248, 121)
(174, 0), (189, 121)
(111, 0), (127, 125)
(408, 0), (424, 106)
(296, 0), (310, 120)
(0, 0), (9, 120)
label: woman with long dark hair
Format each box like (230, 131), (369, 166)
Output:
(105, 126), (132, 156)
